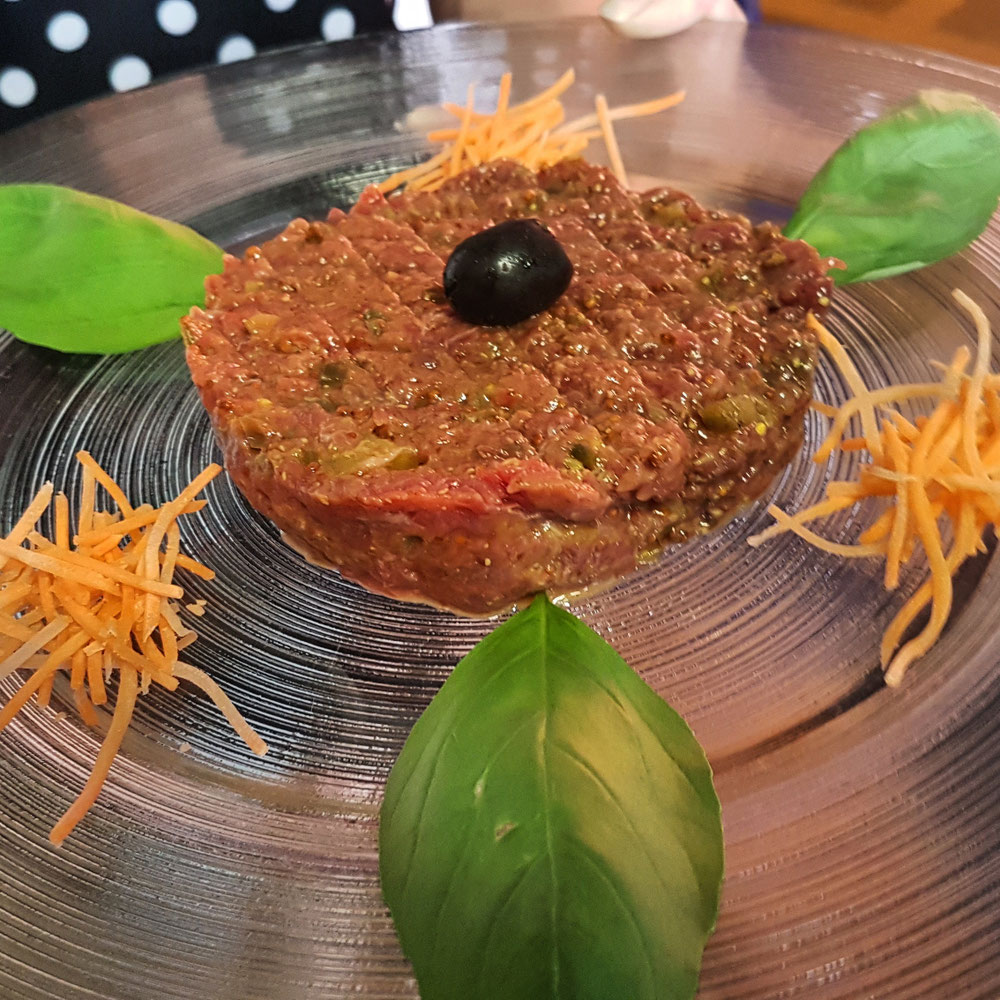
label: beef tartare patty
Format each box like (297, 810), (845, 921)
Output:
(182, 159), (833, 614)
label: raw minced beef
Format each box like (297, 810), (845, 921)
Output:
(182, 158), (834, 613)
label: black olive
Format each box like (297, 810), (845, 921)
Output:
(443, 219), (574, 327)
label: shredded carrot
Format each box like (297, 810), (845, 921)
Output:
(54, 493), (69, 550)
(49, 666), (138, 846)
(172, 662), (267, 757)
(0, 616), (69, 679)
(378, 68), (684, 194)
(0, 451), (267, 843)
(0, 484), (53, 573)
(749, 291), (998, 686)
(70, 647), (87, 690)
(86, 651), (106, 707)
(450, 82), (476, 178)
(487, 72), (512, 160)
(77, 464), (96, 540)
(37, 573), (59, 624)
(174, 554), (214, 580)
(37, 675), (54, 709)
(76, 451), (135, 518)
(594, 93), (627, 187)
(73, 685), (99, 728)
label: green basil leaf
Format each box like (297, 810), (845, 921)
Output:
(0, 184), (222, 353)
(380, 594), (723, 1000)
(785, 90), (1000, 285)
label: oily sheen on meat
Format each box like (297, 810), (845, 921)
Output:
(182, 159), (833, 613)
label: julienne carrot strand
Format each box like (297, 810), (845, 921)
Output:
(49, 666), (139, 846)
(810, 315), (883, 462)
(0, 616), (69, 680)
(76, 450), (135, 519)
(377, 68), (684, 195)
(594, 94), (627, 187)
(747, 495), (858, 547)
(139, 463), (221, 639)
(0, 452), (265, 843)
(0, 484), (54, 575)
(487, 72), (512, 159)
(0, 630), (91, 731)
(73, 686), (98, 729)
(749, 291), (998, 686)
(172, 662), (267, 757)
(77, 464), (96, 539)
(87, 651), (106, 706)
(450, 82), (476, 177)
(882, 422), (910, 590)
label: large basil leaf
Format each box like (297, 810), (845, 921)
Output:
(380, 594), (723, 1000)
(0, 184), (222, 353)
(785, 90), (1000, 284)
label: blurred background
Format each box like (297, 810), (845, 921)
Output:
(0, 0), (997, 133)
(761, 0), (999, 68)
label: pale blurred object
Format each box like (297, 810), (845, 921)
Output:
(429, 0), (597, 21)
(600, 0), (746, 39)
(394, 0), (434, 30)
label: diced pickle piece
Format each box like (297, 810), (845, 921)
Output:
(326, 438), (422, 474)
(698, 393), (775, 432)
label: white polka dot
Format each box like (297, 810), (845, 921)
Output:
(46, 10), (89, 51)
(217, 34), (256, 64)
(0, 67), (37, 108)
(321, 6), (355, 41)
(108, 55), (152, 92)
(263, 0), (296, 11)
(156, 0), (197, 36)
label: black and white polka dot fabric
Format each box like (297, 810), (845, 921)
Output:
(0, 0), (396, 132)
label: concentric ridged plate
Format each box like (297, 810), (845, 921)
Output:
(2, 20), (1000, 998)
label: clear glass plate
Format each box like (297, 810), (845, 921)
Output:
(2, 19), (999, 999)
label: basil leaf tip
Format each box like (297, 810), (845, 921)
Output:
(380, 593), (724, 1000)
(785, 89), (1000, 285)
(0, 184), (223, 354)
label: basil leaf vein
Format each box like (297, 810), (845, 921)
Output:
(380, 594), (723, 1000)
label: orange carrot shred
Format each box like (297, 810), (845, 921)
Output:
(749, 291), (998, 685)
(594, 93), (627, 187)
(54, 493), (70, 550)
(50, 666), (138, 845)
(174, 554), (214, 580)
(0, 484), (54, 574)
(76, 451), (135, 518)
(70, 648), (87, 690)
(37, 574), (59, 625)
(73, 686), (99, 728)
(450, 82), (476, 177)
(87, 652), (106, 706)
(37, 675), (54, 709)
(77, 465), (96, 541)
(1, 453), (265, 843)
(381, 69), (683, 195)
